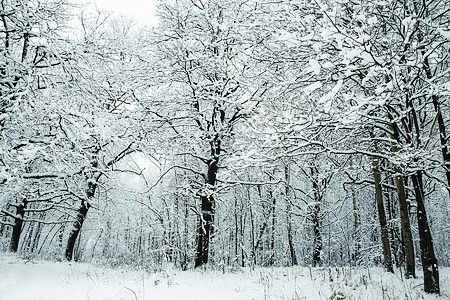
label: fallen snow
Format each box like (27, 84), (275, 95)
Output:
(0, 254), (448, 300)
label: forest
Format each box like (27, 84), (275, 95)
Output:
(0, 0), (449, 296)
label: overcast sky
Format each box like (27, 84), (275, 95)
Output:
(78, 0), (158, 26)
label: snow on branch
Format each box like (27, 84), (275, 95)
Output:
(150, 165), (206, 190)
(22, 173), (60, 179)
(23, 219), (74, 225)
(0, 220), (14, 226)
(217, 179), (283, 186)
(0, 209), (20, 220)
(106, 142), (136, 167)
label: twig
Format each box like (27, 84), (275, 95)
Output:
(124, 287), (138, 300)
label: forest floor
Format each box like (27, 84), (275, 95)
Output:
(0, 254), (449, 300)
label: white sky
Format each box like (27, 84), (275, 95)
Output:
(78, 0), (158, 26)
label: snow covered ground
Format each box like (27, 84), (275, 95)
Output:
(0, 254), (449, 300)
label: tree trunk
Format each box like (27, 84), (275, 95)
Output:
(348, 157), (361, 265)
(393, 166), (415, 277)
(406, 96), (440, 293)
(182, 194), (189, 271)
(270, 190), (276, 265)
(385, 174), (401, 268)
(310, 166), (322, 267)
(194, 137), (219, 268)
(389, 124), (416, 278)
(240, 209), (246, 267)
(234, 195), (239, 266)
(405, 70), (440, 292)
(65, 199), (90, 261)
(372, 152), (394, 273)
(9, 200), (26, 252)
(194, 194), (214, 268)
(285, 163), (297, 266)
(423, 57), (450, 195)
(411, 171), (440, 293)
(31, 212), (45, 253)
(311, 203), (322, 267)
(351, 185), (360, 265)
(286, 209), (297, 265)
(431, 96), (450, 193)
(65, 179), (95, 261)
(249, 200), (256, 266)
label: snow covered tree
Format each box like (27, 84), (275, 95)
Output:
(146, 0), (264, 268)
(295, 0), (448, 292)
(0, 0), (75, 252)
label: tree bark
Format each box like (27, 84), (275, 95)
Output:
(423, 57), (450, 195)
(406, 91), (440, 293)
(183, 193), (189, 271)
(270, 190), (276, 265)
(389, 124), (416, 278)
(393, 166), (415, 277)
(348, 158), (361, 265)
(64, 143), (133, 261)
(194, 196), (214, 267)
(310, 166), (322, 267)
(195, 196), (214, 268)
(431, 95), (450, 193)
(286, 210), (297, 266)
(65, 181), (95, 261)
(411, 171), (440, 293)
(249, 199), (256, 266)
(65, 201), (89, 261)
(372, 152), (394, 273)
(194, 136), (219, 268)
(285, 163), (297, 266)
(351, 186), (361, 264)
(311, 203), (321, 267)
(9, 200), (26, 252)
